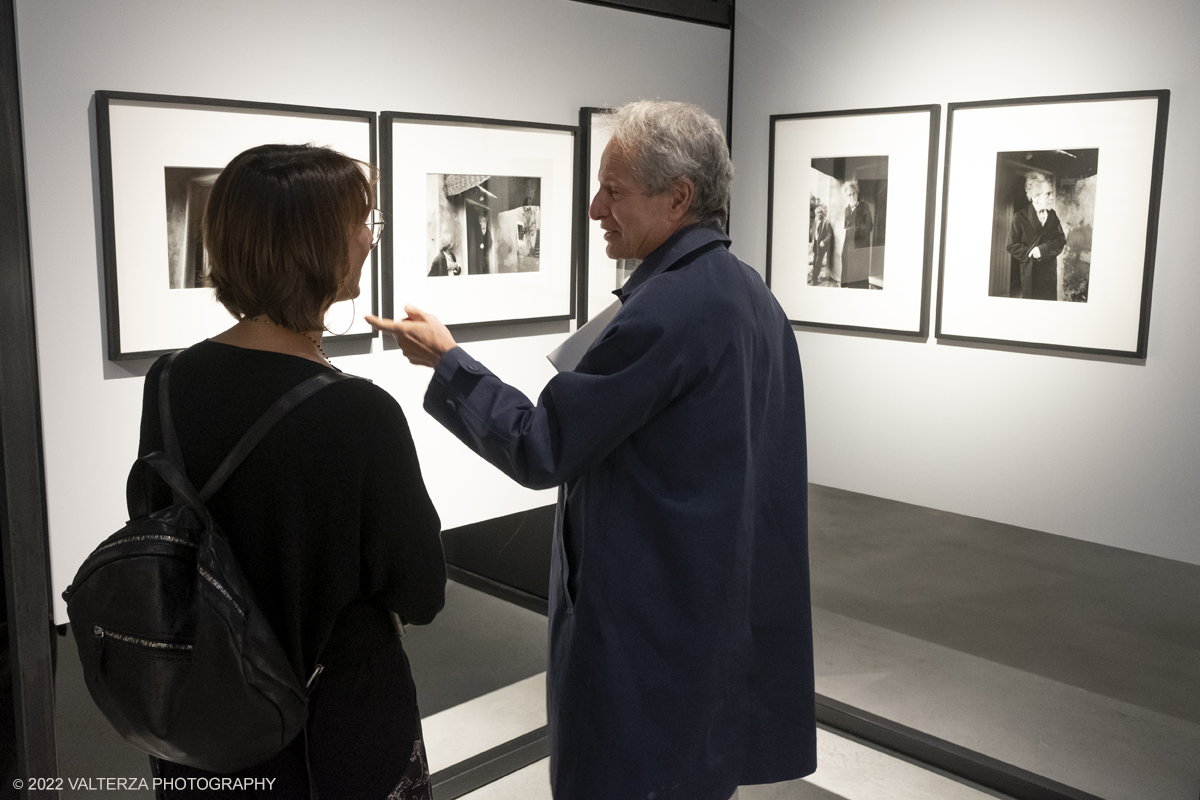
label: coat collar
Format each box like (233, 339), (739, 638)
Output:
(615, 224), (731, 304)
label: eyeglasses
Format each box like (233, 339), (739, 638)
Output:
(366, 208), (385, 247)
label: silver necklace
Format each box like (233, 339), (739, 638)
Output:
(247, 315), (329, 361)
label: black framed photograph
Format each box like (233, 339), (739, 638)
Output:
(766, 104), (940, 337)
(95, 91), (377, 361)
(380, 112), (577, 327)
(937, 90), (1169, 358)
(577, 107), (639, 324)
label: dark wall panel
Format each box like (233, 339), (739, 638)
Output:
(441, 505), (555, 607)
(1, 0), (59, 788)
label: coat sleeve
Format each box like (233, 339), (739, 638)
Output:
(424, 293), (705, 490)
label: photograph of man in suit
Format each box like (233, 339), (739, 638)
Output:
(840, 180), (873, 288)
(1006, 174), (1066, 301)
(810, 205), (833, 285)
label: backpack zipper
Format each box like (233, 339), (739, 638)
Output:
(95, 534), (197, 553)
(196, 565), (246, 618)
(93, 625), (193, 653)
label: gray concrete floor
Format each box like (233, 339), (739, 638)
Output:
(458, 729), (1004, 800)
(808, 483), (1200, 799)
(49, 485), (1200, 798)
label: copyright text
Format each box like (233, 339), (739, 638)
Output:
(13, 777), (276, 791)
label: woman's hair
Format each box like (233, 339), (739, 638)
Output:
(204, 143), (376, 331)
(604, 100), (734, 229)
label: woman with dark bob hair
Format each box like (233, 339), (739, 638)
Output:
(136, 144), (445, 799)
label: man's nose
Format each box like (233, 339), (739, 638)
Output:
(589, 192), (604, 221)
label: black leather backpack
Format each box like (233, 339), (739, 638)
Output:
(63, 351), (354, 773)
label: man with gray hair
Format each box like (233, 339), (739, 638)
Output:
(369, 100), (815, 800)
(1006, 172), (1066, 300)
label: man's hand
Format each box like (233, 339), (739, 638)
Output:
(1029, 246), (1042, 259)
(366, 306), (458, 368)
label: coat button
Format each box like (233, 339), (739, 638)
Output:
(446, 399), (456, 411)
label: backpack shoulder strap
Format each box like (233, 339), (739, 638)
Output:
(140, 450), (211, 524)
(198, 370), (356, 502)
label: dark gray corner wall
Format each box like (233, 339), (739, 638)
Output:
(0, 0), (59, 788)
(571, 0), (732, 27)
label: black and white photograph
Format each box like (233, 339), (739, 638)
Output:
(96, 91), (376, 360)
(767, 104), (939, 337)
(937, 91), (1168, 358)
(808, 155), (888, 290)
(988, 149), (1098, 303)
(164, 166), (221, 290)
(382, 111), (576, 327)
(426, 174), (541, 277)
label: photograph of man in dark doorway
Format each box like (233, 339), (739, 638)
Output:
(466, 203), (492, 275)
(1006, 173), (1066, 301)
(988, 149), (1097, 302)
(841, 180), (873, 289)
(810, 204), (833, 285)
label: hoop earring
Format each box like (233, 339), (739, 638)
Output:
(327, 295), (356, 338)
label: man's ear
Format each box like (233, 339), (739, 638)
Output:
(669, 176), (696, 223)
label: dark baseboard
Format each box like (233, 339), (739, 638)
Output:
(815, 694), (1104, 800)
(430, 726), (550, 800)
(446, 565), (549, 617)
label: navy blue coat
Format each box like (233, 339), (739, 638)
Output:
(425, 224), (816, 799)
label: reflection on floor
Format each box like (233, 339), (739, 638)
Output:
(403, 579), (547, 717)
(808, 483), (1200, 800)
(423, 672), (546, 774)
(452, 729), (998, 800)
(814, 609), (1200, 799)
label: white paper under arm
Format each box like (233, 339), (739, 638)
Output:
(546, 300), (622, 373)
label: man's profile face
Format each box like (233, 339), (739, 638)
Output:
(815, 208), (826, 223)
(589, 141), (680, 261)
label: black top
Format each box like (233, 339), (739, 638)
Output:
(132, 340), (445, 679)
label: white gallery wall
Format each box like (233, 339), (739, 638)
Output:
(14, 0), (730, 620)
(731, 0), (1200, 564)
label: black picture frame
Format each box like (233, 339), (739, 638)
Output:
(935, 90), (1169, 359)
(766, 103), (941, 338)
(380, 111), (578, 329)
(95, 90), (377, 361)
(578, 106), (629, 324)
